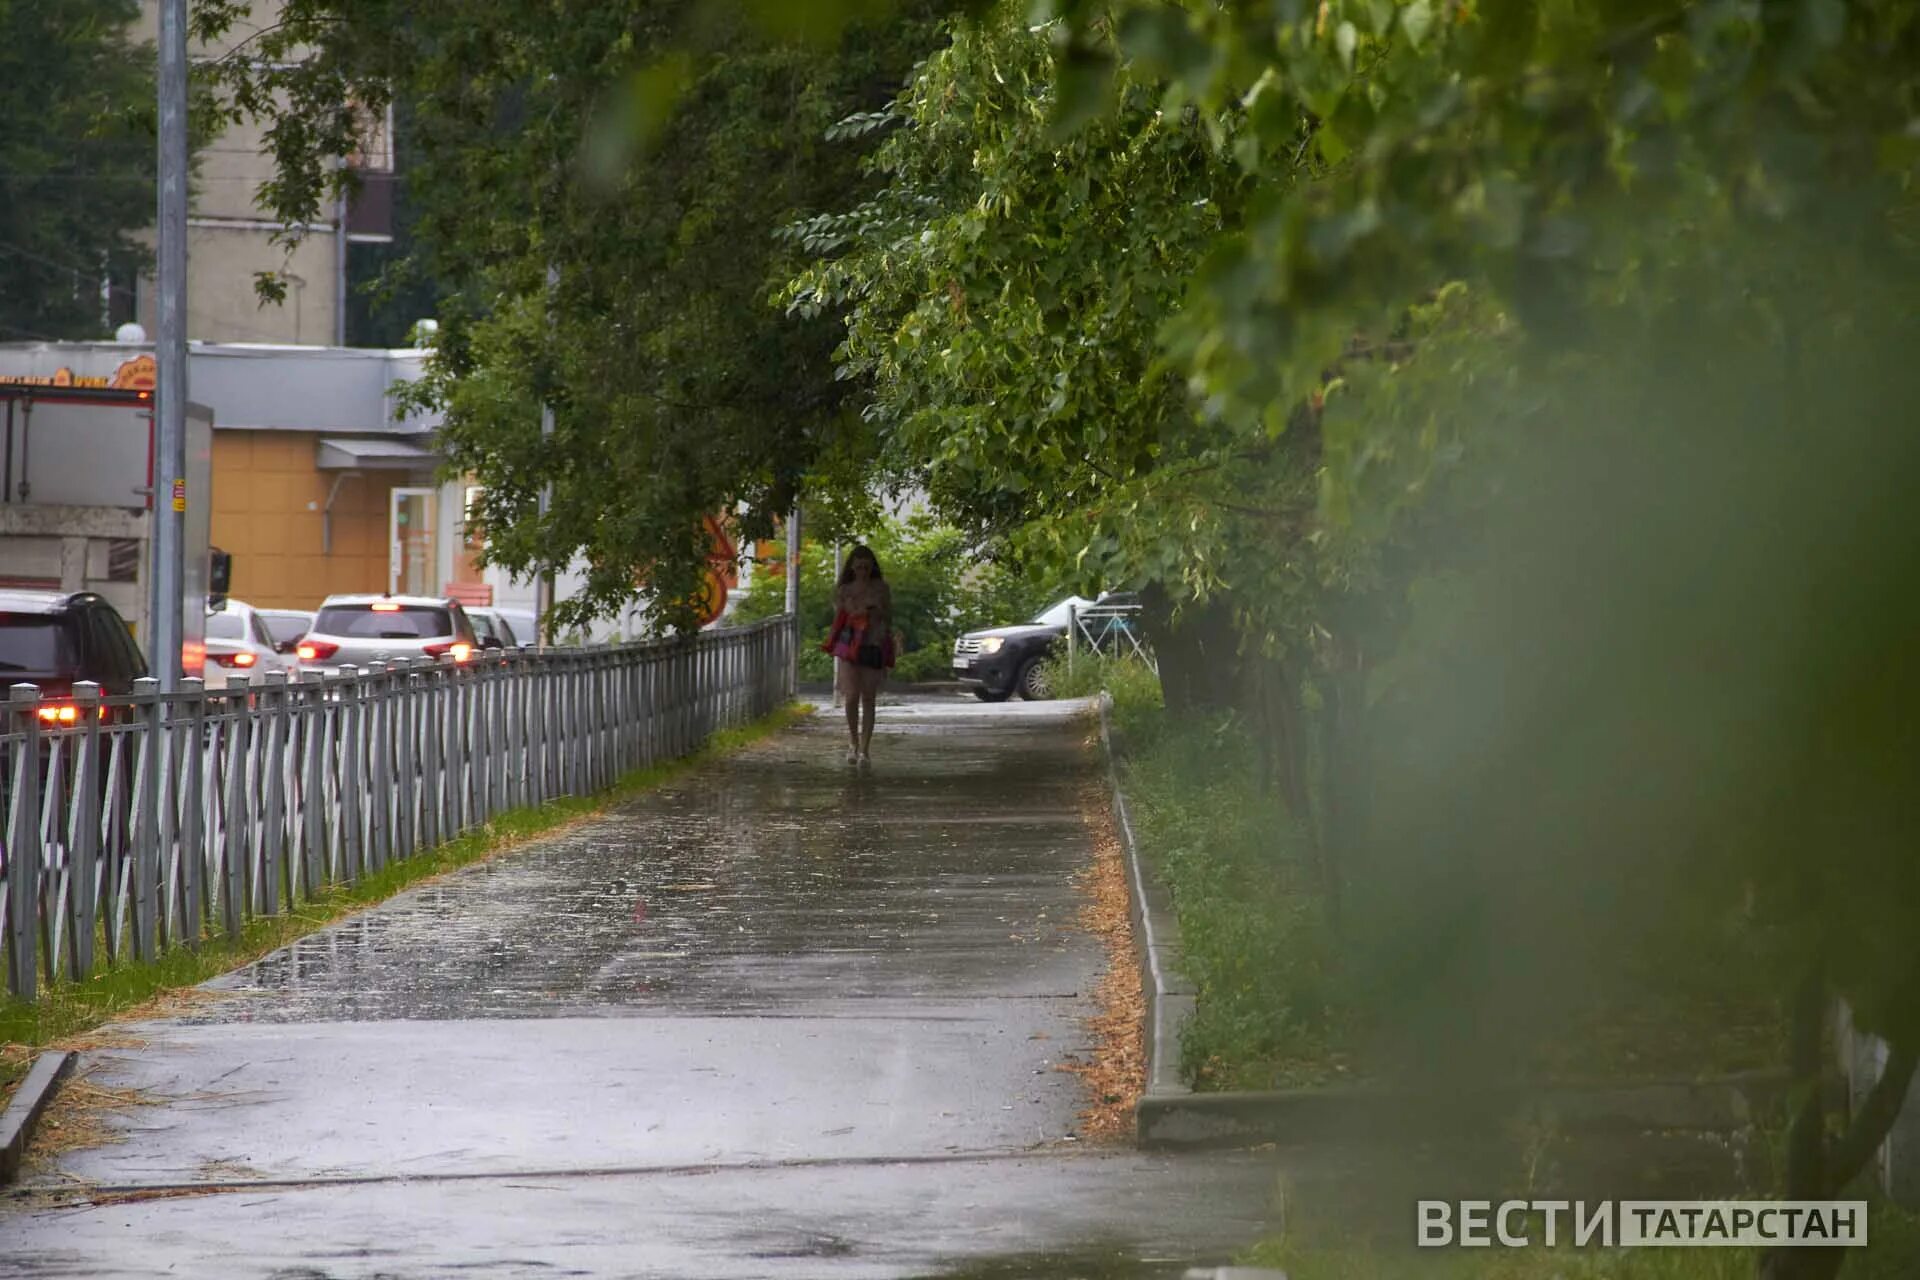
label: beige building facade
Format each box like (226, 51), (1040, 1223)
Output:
(133, 1), (393, 347)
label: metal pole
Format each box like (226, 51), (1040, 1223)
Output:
(830, 542), (843, 708)
(334, 169), (349, 346)
(784, 505), (801, 696)
(536, 265), (558, 646)
(150, 0), (189, 691)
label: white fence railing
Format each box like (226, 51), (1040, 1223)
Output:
(1, 616), (794, 1002)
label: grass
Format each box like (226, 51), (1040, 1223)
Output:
(1093, 656), (1351, 1091)
(0, 702), (810, 1050)
(1095, 655), (1779, 1092)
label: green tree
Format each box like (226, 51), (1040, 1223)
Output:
(800, 9), (1920, 1271)
(192, 0), (952, 630)
(0, 0), (154, 341)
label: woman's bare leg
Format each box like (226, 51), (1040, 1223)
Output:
(840, 663), (860, 748)
(859, 677), (879, 755)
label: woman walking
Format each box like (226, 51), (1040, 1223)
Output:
(821, 544), (894, 766)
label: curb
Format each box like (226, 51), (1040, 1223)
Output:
(0, 1050), (76, 1184)
(1095, 693), (1194, 1117)
(1126, 1073), (1794, 1151)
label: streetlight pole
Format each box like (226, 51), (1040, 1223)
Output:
(535, 264), (558, 646)
(830, 542), (843, 708)
(149, 0), (189, 691)
(784, 505), (801, 696)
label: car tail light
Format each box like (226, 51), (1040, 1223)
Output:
(423, 641), (473, 663)
(296, 639), (339, 662)
(36, 703), (80, 726)
(210, 651), (259, 668)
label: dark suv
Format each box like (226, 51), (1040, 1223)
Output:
(951, 594), (1144, 702)
(0, 590), (149, 724)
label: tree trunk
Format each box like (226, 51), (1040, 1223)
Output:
(1761, 967), (1841, 1280)
(1254, 653), (1313, 824)
(1315, 627), (1369, 928)
(1139, 581), (1242, 717)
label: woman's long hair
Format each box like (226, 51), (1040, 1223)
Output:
(838, 544), (884, 585)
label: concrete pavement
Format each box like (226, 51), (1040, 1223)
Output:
(1, 695), (1283, 1278)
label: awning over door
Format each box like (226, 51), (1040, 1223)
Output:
(315, 436), (438, 470)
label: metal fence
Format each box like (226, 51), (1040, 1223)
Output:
(1066, 601), (1156, 674)
(1, 616), (794, 1002)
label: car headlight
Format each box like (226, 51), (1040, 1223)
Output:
(979, 637), (1004, 654)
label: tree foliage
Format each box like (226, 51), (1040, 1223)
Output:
(213, 0), (1920, 1259)
(794, 5), (1920, 1261)
(0, 0), (155, 341)
(193, 0), (952, 629)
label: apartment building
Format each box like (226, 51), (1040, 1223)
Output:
(132, 1), (397, 347)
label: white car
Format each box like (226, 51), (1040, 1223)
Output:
(294, 593), (482, 674)
(256, 607), (315, 656)
(203, 600), (292, 689)
(466, 606), (524, 650)
(495, 607), (539, 646)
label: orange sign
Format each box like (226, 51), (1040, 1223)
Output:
(0, 355), (155, 391)
(0, 366), (100, 388)
(691, 515), (740, 627)
(111, 354), (157, 391)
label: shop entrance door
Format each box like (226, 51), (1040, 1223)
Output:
(388, 487), (438, 595)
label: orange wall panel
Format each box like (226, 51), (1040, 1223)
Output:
(211, 429), (430, 611)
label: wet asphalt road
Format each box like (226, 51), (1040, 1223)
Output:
(2, 696), (1282, 1279)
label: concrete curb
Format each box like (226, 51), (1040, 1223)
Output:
(1127, 1073), (1794, 1151)
(1095, 693), (1194, 1119)
(0, 1050), (76, 1184)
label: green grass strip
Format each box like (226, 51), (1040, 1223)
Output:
(0, 702), (811, 1049)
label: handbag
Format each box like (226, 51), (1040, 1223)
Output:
(856, 640), (885, 670)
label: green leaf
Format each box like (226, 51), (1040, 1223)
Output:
(1116, 5), (1214, 90)
(1336, 21), (1358, 72)
(1317, 122), (1349, 166)
(1047, 45), (1117, 141)
(1402, 0), (1435, 49)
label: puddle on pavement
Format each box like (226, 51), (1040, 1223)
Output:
(188, 705), (1103, 1023)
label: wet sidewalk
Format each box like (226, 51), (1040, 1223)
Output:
(2, 695), (1280, 1279)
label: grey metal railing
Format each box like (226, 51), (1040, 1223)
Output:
(0, 615), (794, 1002)
(1066, 602), (1155, 674)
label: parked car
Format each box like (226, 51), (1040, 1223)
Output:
(0, 590), (148, 723)
(466, 607), (521, 649)
(949, 593), (1128, 702)
(203, 600), (292, 690)
(255, 608), (315, 655)
(293, 594), (481, 674)
(495, 607), (539, 647)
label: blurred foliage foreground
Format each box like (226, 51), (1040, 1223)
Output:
(197, 0), (1920, 1272)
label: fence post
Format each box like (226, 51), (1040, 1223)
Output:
(219, 675), (249, 939)
(298, 669), (327, 894)
(421, 660), (444, 849)
(64, 681), (102, 982)
(177, 676), (205, 947)
(372, 665), (397, 871)
(339, 669), (365, 881)
(259, 672), (289, 913)
(5, 685), (43, 998)
(127, 676), (161, 962)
